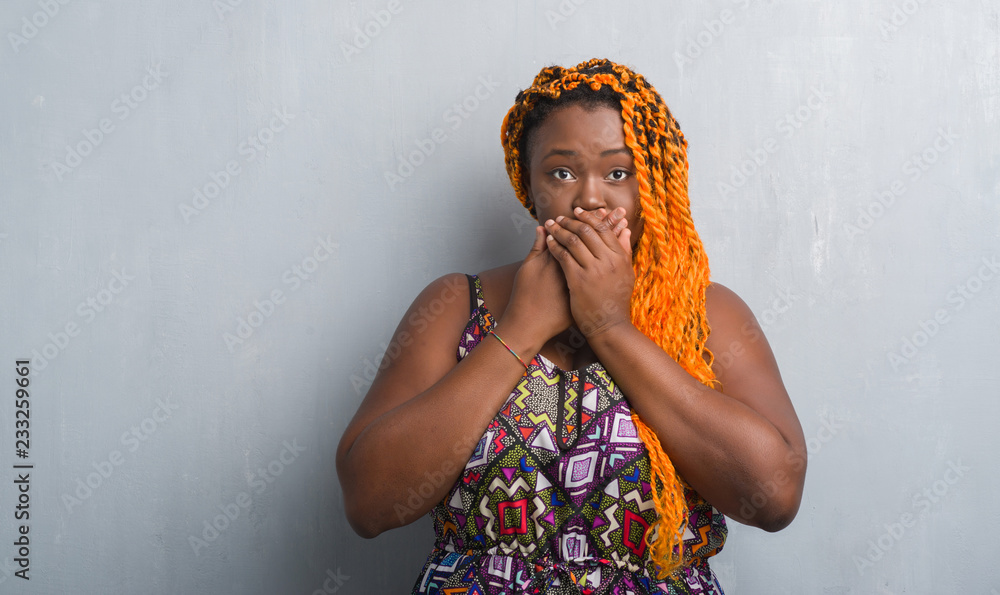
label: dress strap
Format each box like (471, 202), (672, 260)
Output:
(465, 274), (477, 318)
(457, 274), (497, 364)
(464, 274), (486, 316)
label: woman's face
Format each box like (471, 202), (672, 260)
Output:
(525, 104), (643, 247)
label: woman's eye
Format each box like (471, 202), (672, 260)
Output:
(608, 169), (631, 181)
(550, 168), (574, 181)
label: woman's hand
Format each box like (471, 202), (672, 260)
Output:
(543, 206), (636, 339)
(500, 208), (630, 348)
(500, 225), (574, 345)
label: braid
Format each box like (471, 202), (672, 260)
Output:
(500, 58), (719, 579)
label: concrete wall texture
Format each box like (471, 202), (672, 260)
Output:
(1, 0), (998, 593)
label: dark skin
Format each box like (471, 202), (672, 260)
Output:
(336, 104), (807, 539)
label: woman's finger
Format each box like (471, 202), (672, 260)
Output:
(527, 225), (547, 259)
(592, 207), (626, 238)
(548, 209), (622, 261)
(619, 228), (632, 255)
(574, 207), (626, 253)
(544, 217), (597, 267)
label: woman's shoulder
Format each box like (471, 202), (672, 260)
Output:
(406, 262), (520, 330)
(703, 281), (761, 355)
(410, 261), (520, 315)
(411, 272), (471, 310)
(707, 281), (779, 325)
(703, 281), (788, 386)
(705, 281), (751, 321)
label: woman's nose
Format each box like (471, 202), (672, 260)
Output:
(573, 176), (606, 212)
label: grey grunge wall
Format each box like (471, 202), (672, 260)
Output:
(1, 0), (998, 593)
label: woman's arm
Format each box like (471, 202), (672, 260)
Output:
(336, 227), (574, 538)
(335, 273), (526, 538)
(586, 284), (806, 531)
(543, 209), (807, 531)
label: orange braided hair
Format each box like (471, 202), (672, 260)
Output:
(500, 58), (719, 579)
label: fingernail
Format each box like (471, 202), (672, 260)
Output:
(573, 207), (583, 215)
(545, 219), (555, 227)
(555, 215), (564, 223)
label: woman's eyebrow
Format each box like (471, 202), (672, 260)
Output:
(541, 147), (631, 159)
(541, 148), (578, 159)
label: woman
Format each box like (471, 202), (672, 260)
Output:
(337, 59), (807, 593)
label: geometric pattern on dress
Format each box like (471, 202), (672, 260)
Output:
(412, 274), (728, 595)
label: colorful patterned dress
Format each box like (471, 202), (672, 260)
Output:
(411, 275), (727, 595)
